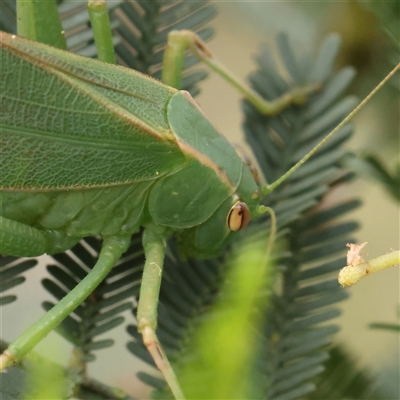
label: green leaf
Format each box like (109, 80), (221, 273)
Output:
(369, 322), (400, 332)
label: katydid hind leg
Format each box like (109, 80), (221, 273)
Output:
(162, 30), (318, 114)
(137, 227), (185, 399)
(0, 235), (131, 371)
(0, 215), (48, 257)
(0, 216), (84, 257)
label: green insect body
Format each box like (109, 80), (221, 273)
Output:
(0, 31), (261, 260)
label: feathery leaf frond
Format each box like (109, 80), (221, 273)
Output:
(309, 345), (385, 399)
(0, 257), (37, 305)
(242, 33), (360, 399)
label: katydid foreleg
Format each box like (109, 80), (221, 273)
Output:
(162, 30), (319, 114)
(0, 235), (131, 370)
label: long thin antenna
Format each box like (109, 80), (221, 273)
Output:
(263, 63), (400, 196)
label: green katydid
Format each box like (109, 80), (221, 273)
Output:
(0, 28), (302, 398)
(0, 24), (399, 400)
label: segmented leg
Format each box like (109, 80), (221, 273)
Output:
(137, 227), (185, 399)
(162, 29), (319, 114)
(0, 235), (131, 371)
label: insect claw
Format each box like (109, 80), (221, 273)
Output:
(0, 350), (14, 371)
(142, 326), (185, 399)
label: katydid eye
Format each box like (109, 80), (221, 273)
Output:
(227, 202), (250, 231)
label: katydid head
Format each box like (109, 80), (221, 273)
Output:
(175, 162), (265, 259)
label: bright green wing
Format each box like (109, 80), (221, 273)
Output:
(0, 32), (185, 190)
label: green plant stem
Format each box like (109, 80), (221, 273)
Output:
(339, 250), (400, 287)
(88, 0), (116, 64)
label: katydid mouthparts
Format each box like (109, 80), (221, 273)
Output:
(0, 29), (398, 399)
